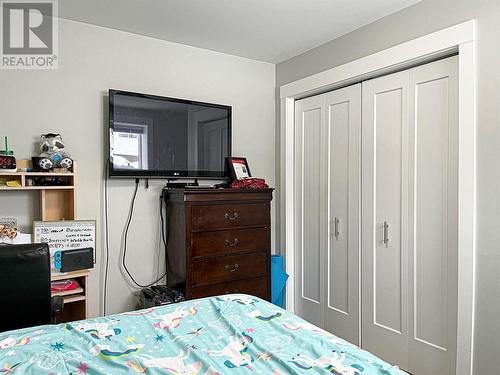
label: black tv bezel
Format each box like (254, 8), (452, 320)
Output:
(108, 89), (232, 179)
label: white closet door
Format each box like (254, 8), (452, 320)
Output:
(408, 57), (458, 375)
(294, 85), (361, 343)
(294, 95), (325, 327)
(323, 85), (361, 345)
(362, 56), (458, 374)
(362, 70), (410, 368)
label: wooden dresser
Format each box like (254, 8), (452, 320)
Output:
(165, 188), (273, 301)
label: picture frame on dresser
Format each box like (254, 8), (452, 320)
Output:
(228, 157), (251, 180)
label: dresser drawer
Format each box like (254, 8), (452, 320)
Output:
(191, 276), (268, 300)
(192, 252), (267, 284)
(191, 203), (268, 230)
(191, 227), (268, 257)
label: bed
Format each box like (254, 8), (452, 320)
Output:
(0, 294), (402, 374)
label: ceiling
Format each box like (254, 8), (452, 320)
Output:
(58, 0), (421, 63)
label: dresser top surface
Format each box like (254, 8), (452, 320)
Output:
(166, 187), (274, 194)
(165, 187), (274, 202)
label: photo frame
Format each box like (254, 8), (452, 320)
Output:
(228, 157), (251, 180)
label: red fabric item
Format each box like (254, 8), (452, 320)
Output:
(51, 279), (79, 292)
(230, 178), (269, 189)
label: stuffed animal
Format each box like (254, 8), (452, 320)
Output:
(0, 224), (18, 241)
(38, 133), (73, 171)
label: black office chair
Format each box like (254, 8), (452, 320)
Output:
(0, 243), (63, 332)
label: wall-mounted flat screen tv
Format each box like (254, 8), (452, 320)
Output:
(108, 90), (231, 179)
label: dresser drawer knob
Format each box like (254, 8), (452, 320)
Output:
(224, 263), (239, 272)
(224, 212), (239, 221)
(224, 238), (239, 247)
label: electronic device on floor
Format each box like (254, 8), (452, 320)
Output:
(139, 285), (184, 308)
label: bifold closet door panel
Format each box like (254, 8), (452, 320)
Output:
(408, 56), (458, 375)
(294, 95), (325, 327)
(361, 55), (459, 374)
(323, 84), (361, 345)
(361, 70), (410, 369)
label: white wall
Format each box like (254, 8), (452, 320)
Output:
(276, 0), (500, 373)
(0, 18), (276, 316)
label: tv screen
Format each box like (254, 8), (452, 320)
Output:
(108, 90), (231, 179)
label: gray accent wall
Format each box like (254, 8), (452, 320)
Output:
(0, 18), (276, 318)
(275, 0), (500, 372)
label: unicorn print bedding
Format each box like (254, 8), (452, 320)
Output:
(0, 294), (402, 374)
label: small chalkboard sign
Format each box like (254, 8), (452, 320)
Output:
(33, 220), (96, 262)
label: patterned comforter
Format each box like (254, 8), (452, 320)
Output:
(0, 294), (402, 374)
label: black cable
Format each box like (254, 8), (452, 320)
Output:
(160, 186), (168, 248)
(103, 158), (110, 315)
(122, 178), (166, 288)
(157, 187), (167, 280)
(154, 186), (168, 281)
(159, 187), (170, 276)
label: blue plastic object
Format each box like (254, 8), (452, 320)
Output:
(271, 255), (288, 308)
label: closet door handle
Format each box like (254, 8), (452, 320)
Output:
(224, 212), (239, 221)
(383, 221), (389, 248)
(334, 217), (340, 241)
(224, 238), (239, 247)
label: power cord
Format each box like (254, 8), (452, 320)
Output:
(104, 167), (168, 314)
(158, 186), (169, 280)
(122, 178), (167, 288)
(103, 159), (110, 315)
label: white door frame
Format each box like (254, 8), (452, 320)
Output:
(279, 20), (476, 375)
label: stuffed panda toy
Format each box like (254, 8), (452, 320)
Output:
(38, 133), (73, 171)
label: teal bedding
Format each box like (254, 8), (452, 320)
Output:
(0, 294), (402, 374)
